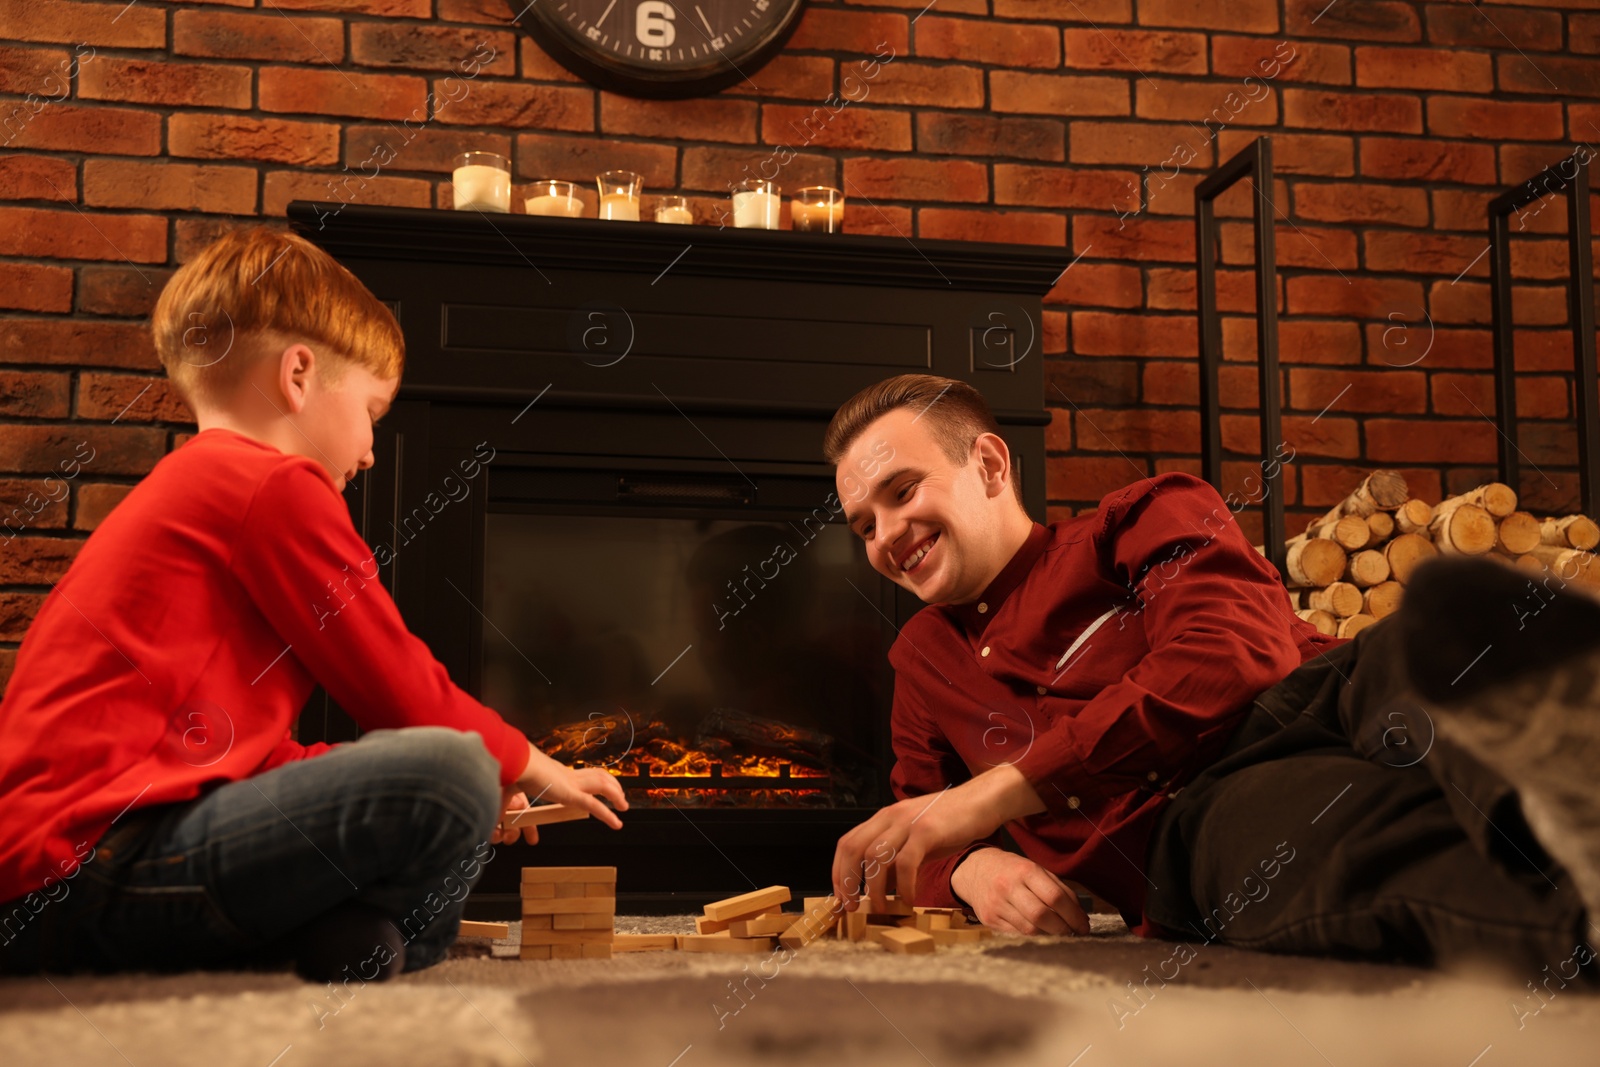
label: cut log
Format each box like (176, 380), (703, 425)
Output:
(1393, 499), (1433, 535)
(1384, 533), (1438, 584)
(1523, 545), (1600, 587)
(1541, 515), (1600, 551)
(1337, 614), (1378, 638)
(1285, 535), (1347, 587)
(1345, 549), (1391, 588)
(1495, 511), (1542, 556)
(1364, 511), (1395, 544)
(1292, 581), (1363, 618)
(1430, 499), (1497, 556)
(1513, 553), (1549, 577)
(1460, 482), (1518, 518)
(1362, 581), (1403, 620)
(1307, 513), (1371, 551)
(1295, 608), (1338, 636)
(1308, 469), (1409, 525)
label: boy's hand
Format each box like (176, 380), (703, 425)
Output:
(515, 742), (628, 830)
(493, 788), (540, 845)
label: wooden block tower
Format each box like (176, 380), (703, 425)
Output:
(520, 866), (616, 960)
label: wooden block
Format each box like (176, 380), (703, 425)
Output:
(930, 927), (982, 946)
(843, 910), (869, 942)
(870, 927), (936, 955)
(696, 905), (780, 935)
(522, 882), (556, 899)
(550, 944), (585, 960)
(778, 895), (840, 949)
(457, 920), (510, 939)
(554, 883), (587, 898)
(680, 934), (778, 954)
(612, 933), (678, 953)
(522, 866), (617, 883)
(502, 803), (590, 828)
(913, 912), (951, 932)
(728, 913), (796, 938)
(864, 894), (915, 916)
(895, 916), (921, 928)
(584, 882), (616, 897)
(703, 886), (792, 922)
(519, 945), (552, 961)
(520, 929), (615, 946)
(522, 897), (616, 916)
(553, 912), (614, 930)
(580, 942), (612, 959)
(523, 915), (553, 931)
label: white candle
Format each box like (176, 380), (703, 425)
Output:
(733, 190), (780, 229)
(599, 193), (639, 221)
(791, 199), (844, 233)
(655, 204), (693, 225)
(452, 163), (510, 212)
(525, 193), (584, 217)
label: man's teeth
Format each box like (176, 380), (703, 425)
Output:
(903, 535), (937, 571)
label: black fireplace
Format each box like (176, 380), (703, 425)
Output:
(287, 202), (1066, 914)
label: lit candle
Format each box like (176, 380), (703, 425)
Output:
(599, 193), (640, 221)
(791, 199), (843, 232)
(655, 195), (693, 225)
(452, 152), (511, 213)
(525, 193), (584, 217)
(732, 189), (780, 229)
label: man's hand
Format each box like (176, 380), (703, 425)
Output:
(511, 742), (628, 834)
(494, 787), (539, 845)
(951, 848), (1089, 936)
(830, 764), (1047, 909)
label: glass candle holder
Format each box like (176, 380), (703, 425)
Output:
(791, 186), (845, 233)
(654, 194), (693, 225)
(597, 170), (642, 221)
(732, 178), (781, 229)
(524, 179), (584, 218)
(452, 151), (511, 213)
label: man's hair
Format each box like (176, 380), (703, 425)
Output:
(151, 226), (403, 409)
(823, 373), (1024, 505)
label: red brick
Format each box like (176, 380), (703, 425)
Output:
(1220, 222), (1359, 271)
(1363, 231), (1489, 278)
(169, 114), (341, 166)
(1211, 36), (1351, 85)
(994, 164), (1137, 208)
(0, 155), (74, 201)
(1142, 0), (1277, 33)
(842, 157), (986, 202)
(865, 63), (984, 109)
(437, 82), (594, 131)
(0, 207), (167, 264)
(1287, 0), (1419, 42)
(918, 113), (1064, 162)
(1499, 143), (1586, 190)
(80, 59), (252, 110)
(263, 170), (432, 217)
(1045, 261), (1143, 308)
(77, 266), (172, 318)
(990, 72), (1128, 117)
(726, 55), (836, 101)
(261, 68), (428, 121)
(851, 0), (986, 13)
(1287, 367), (1426, 414)
(1045, 358), (1140, 404)
(0, 476), (69, 533)
(351, 22), (514, 74)
(0, 44), (73, 94)
(763, 103), (910, 151)
(269, 0), (429, 15)
(1426, 3), (1562, 51)
(1499, 55), (1600, 98)
(74, 482), (134, 531)
(0, 647), (14, 693)
(345, 125), (509, 175)
(0, 265), (71, 314)
(174, 9), (346, 63)
(994, 0), (1127, 18)
(1283, 89), (1422, 133)
(1062, 28), (1204, 73)
(0, 0), (165, 47)
(1075, 215), (1196, 262)
(1070, 121), (1215, 167)
(1433, 188), (1564, 236)
(1140, 362), (1266, 408)
(1576, 14), (1600, 55)
(1226, 414), (1359, 458)
(918, 16), (1058, 68)
(1071, 311), (1196, 358)
(518, 37), (584, 84)
(789, 8), (909, 53)
(0, 369), (69, 417)
(680, 146), (832, 194)
(1367, 419), (1496, 464)
(0, 594), (45, 642)
(1294, 181), (1428, 226)
(0, 536), (79, 584)
(1300, 463), (1440, 507)
(1136, 78), (1279, 126)
(1218, 129), (1354, 176)
(1223, 319), (1362, 366)
(917, 208), (1065, 246)
(1431, 372), (1568, 420)
(1364, 324), (1489, 370)
(1360, 137), (1497, 184)
(0, 319), (157, 370)
(1429, 281), (1567, 327)
(512, 133), (675, 189)
(1075, 408), (1201, 454)
(77, 373), (191, 424)
(1146, 267), (1276, 313)
(84, 160), (256, 215)
(1046, 455), (1148, 502)
(0, 424), (167, 476)
(841, 202), (914, 237)
(1510, 329), (1585, 373)
(1426, 98), (1564, 143)
(1287, 274), (1425, 318)
(1507, 238), (1579, 281)
(1355, 46), (1492, 92)
(2, 104), (162, 156)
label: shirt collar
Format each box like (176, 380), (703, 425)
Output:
(947, 521), (1051, 634)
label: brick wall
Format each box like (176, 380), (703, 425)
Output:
(2, 0), (1598, 688)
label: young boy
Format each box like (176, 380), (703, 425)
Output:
(0, 227), (626, 982)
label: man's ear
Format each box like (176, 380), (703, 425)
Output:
(972, 432), (1013, 500)
(277, 343), (315, 415)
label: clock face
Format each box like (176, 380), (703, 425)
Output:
(513, 0), (808, 99)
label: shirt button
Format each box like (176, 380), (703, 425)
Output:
(1147, 771), (1159, 781)
(1066, 795), (1081, 809)
(977, 602), (988, 614)
(1036, 685), (1047, 695)
(980, 646), (991, 657)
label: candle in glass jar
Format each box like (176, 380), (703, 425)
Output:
(791, 198), (844, 233)
(599, 193), (640, 221)
(655, 204), (693, 224)
(525, 193), (584, 217)
(453, 164), (511, 213)
(732, 190), (781, 229)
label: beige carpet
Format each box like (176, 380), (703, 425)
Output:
(3, 915), (1597, 1066)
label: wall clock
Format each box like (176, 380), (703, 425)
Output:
(510, 0), (808, 99)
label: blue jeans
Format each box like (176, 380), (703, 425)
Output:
(0, 726), (503, 975)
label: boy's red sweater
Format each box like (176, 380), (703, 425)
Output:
(0, 429), (530, 903)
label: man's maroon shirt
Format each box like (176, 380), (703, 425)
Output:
(889, 472), (1344, 936)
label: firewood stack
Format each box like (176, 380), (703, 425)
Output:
(1261, 470), (1600, 639)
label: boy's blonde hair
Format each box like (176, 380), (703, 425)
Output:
(151, 226), (403, 409)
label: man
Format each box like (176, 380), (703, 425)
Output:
(827, 373), (1599, 977)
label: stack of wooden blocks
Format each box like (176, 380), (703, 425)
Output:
(520, 865), (616, 960)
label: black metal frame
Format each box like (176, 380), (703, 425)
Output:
(1194, 136), (1286, 576)
(1488, 149), (1600, 517)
